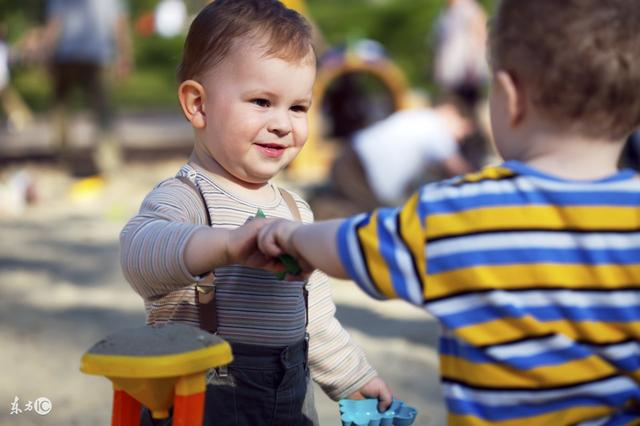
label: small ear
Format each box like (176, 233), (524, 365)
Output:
(495, 71), (526, 127)
(178, 80), (207, 129)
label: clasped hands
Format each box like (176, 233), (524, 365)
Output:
(225, 218), (310, 279)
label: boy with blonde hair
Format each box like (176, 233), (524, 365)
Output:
(257, 1), (640, 424)
(120, 1), (390, 424)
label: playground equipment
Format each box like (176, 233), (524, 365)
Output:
(288, 39), (412, 183)
(279, 0), (414, 183)
(80, 323), (232, 426)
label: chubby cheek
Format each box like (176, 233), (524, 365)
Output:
(292, 117), (309, 148)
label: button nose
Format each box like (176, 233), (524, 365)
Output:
(268, 110), (292, 137)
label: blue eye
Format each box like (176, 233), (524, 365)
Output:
(252, 98), (270, 107)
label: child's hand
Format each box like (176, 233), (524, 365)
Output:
(257, 218), (299, 256)
(348, 376), (393, 412)
(257, 219), (312, 273)
(225, 218), (280, 270)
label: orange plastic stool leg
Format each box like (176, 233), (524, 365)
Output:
(112, 384), (142, 426)
(173, 372), (206, 426)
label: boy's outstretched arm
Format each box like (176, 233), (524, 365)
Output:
(261, 194), (428, 308)
(185, 218), (277, 276)
(258, 219), (347, 279)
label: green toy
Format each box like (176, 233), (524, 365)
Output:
(256, 209), (302, 280)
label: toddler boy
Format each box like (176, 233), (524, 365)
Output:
(121, 1), (390, 424)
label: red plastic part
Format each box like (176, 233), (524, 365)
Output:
(112, 389), (142, 426)
(173, 392), (205, 426)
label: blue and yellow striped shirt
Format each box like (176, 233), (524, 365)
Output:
(337, 161), (640, 426)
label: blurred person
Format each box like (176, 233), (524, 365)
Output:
(324, 73), (378, 139)
(41, 0), (133, 175)
(321, 99), (474, 216)
(0, 26), (8, 96)
(433, 0), (489, 107)
(0, 170), (37, 217)
(119, 1), (391, 425)
(0, 23), (34, 132)
(257, 0), (640, 424)
(322, 40), (397, 140)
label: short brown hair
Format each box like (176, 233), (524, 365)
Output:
(490, 0), (640, 140)
(177, 0), (314, 83)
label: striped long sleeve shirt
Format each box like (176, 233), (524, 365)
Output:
(120, 164), (376, 400)
(336, 161), (640, 426)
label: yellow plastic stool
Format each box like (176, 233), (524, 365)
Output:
(81, 323), (232, 426)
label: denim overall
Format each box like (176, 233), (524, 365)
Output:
(141, 338), (313, 426)
(202, 339), (313, 425)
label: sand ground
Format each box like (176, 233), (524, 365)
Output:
(0, 160), (445, 426)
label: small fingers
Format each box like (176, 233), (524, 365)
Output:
(377, 392), (393, 412)
(348, 391), (364, 400)
(376, 383), (394, 412)
(257, 226), (283, 258)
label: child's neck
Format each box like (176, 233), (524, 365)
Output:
(507, 123), (626, 181)
(189, 150), (276, 205)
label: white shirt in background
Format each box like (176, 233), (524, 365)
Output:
(0, 41), (9, 90)
(353, 108), (457, 206)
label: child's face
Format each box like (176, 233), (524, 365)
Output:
(198, 41), (315, 184)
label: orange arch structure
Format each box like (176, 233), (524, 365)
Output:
(288, 51), (412, 182)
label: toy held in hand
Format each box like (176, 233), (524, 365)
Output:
(338, 398), (417, 426)
(255, 209), (302, 279)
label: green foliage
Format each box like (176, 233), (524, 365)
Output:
(4, 0), (495, 111)
(113, 33), (184, 110)
(112, 67), (181, 111)
(10, 66), (51, 111)
(128, 0), (159, 17)
(0, 0), (44, 41)
(308, 0), (495, 91)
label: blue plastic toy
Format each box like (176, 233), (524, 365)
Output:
(339, 398), (417, 426)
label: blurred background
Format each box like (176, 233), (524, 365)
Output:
(1, 0), (494, 112)
(1, 0), (635, 425)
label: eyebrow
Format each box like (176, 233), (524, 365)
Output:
(294, 97), (313, 107)
(246, 90), (312, 106)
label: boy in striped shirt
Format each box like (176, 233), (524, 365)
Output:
(257, 1), (640, 424)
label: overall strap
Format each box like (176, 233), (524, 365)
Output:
(176, 168), (308, 336)
(277, 187), (309, 330)
(278, 188), (302, 221)
(175, 174), (218, 333)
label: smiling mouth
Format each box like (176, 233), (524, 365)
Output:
(255, 143), (287, 158)
(256, 143), (285, 150)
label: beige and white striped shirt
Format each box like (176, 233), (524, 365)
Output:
(120, 164), (377, 399)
